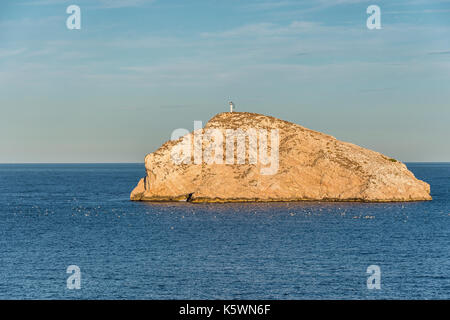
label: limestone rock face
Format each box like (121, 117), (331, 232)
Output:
(130, 112), (431, 202)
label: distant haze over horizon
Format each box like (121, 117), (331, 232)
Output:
(1, 0), (449, 163)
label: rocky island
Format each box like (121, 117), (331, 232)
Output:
(130, 112), (431, 202)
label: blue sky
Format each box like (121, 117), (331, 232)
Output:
(0, 0), (449, 162)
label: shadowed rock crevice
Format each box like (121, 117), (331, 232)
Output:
(186, 193), (194, 202)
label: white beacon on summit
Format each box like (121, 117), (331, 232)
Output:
(229, 101), (235, 113)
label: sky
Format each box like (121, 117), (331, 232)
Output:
(0, 0), (449, 163)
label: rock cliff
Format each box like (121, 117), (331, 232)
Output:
(130, 112), (431, 202)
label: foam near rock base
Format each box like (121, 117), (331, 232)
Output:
(130, 112), (431, 202)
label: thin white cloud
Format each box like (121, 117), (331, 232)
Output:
(428, 50), (450, 55)
(0, 16), (61, 28)
(0, 48), (26, 58)
(96, 0), (155, 9)
(241, 1), (301, 10)
(105, 36), (189, 48)
(200, 21), (321, 38)
(20, 0), (155, 8)
(20, 0), (71, 5)
(385, 9), (450, 14)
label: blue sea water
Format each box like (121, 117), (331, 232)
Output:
(0, 163), (449, 300)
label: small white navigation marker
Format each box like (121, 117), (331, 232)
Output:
(229, 101), (235, 112)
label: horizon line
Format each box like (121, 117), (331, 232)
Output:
(0, 161), (449, 165)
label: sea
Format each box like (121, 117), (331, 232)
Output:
(0, 163), (449, 299)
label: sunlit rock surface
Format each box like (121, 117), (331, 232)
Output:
(130, 112), (431, 202)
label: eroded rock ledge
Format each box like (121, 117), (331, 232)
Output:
(130, 112), (431, 202)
